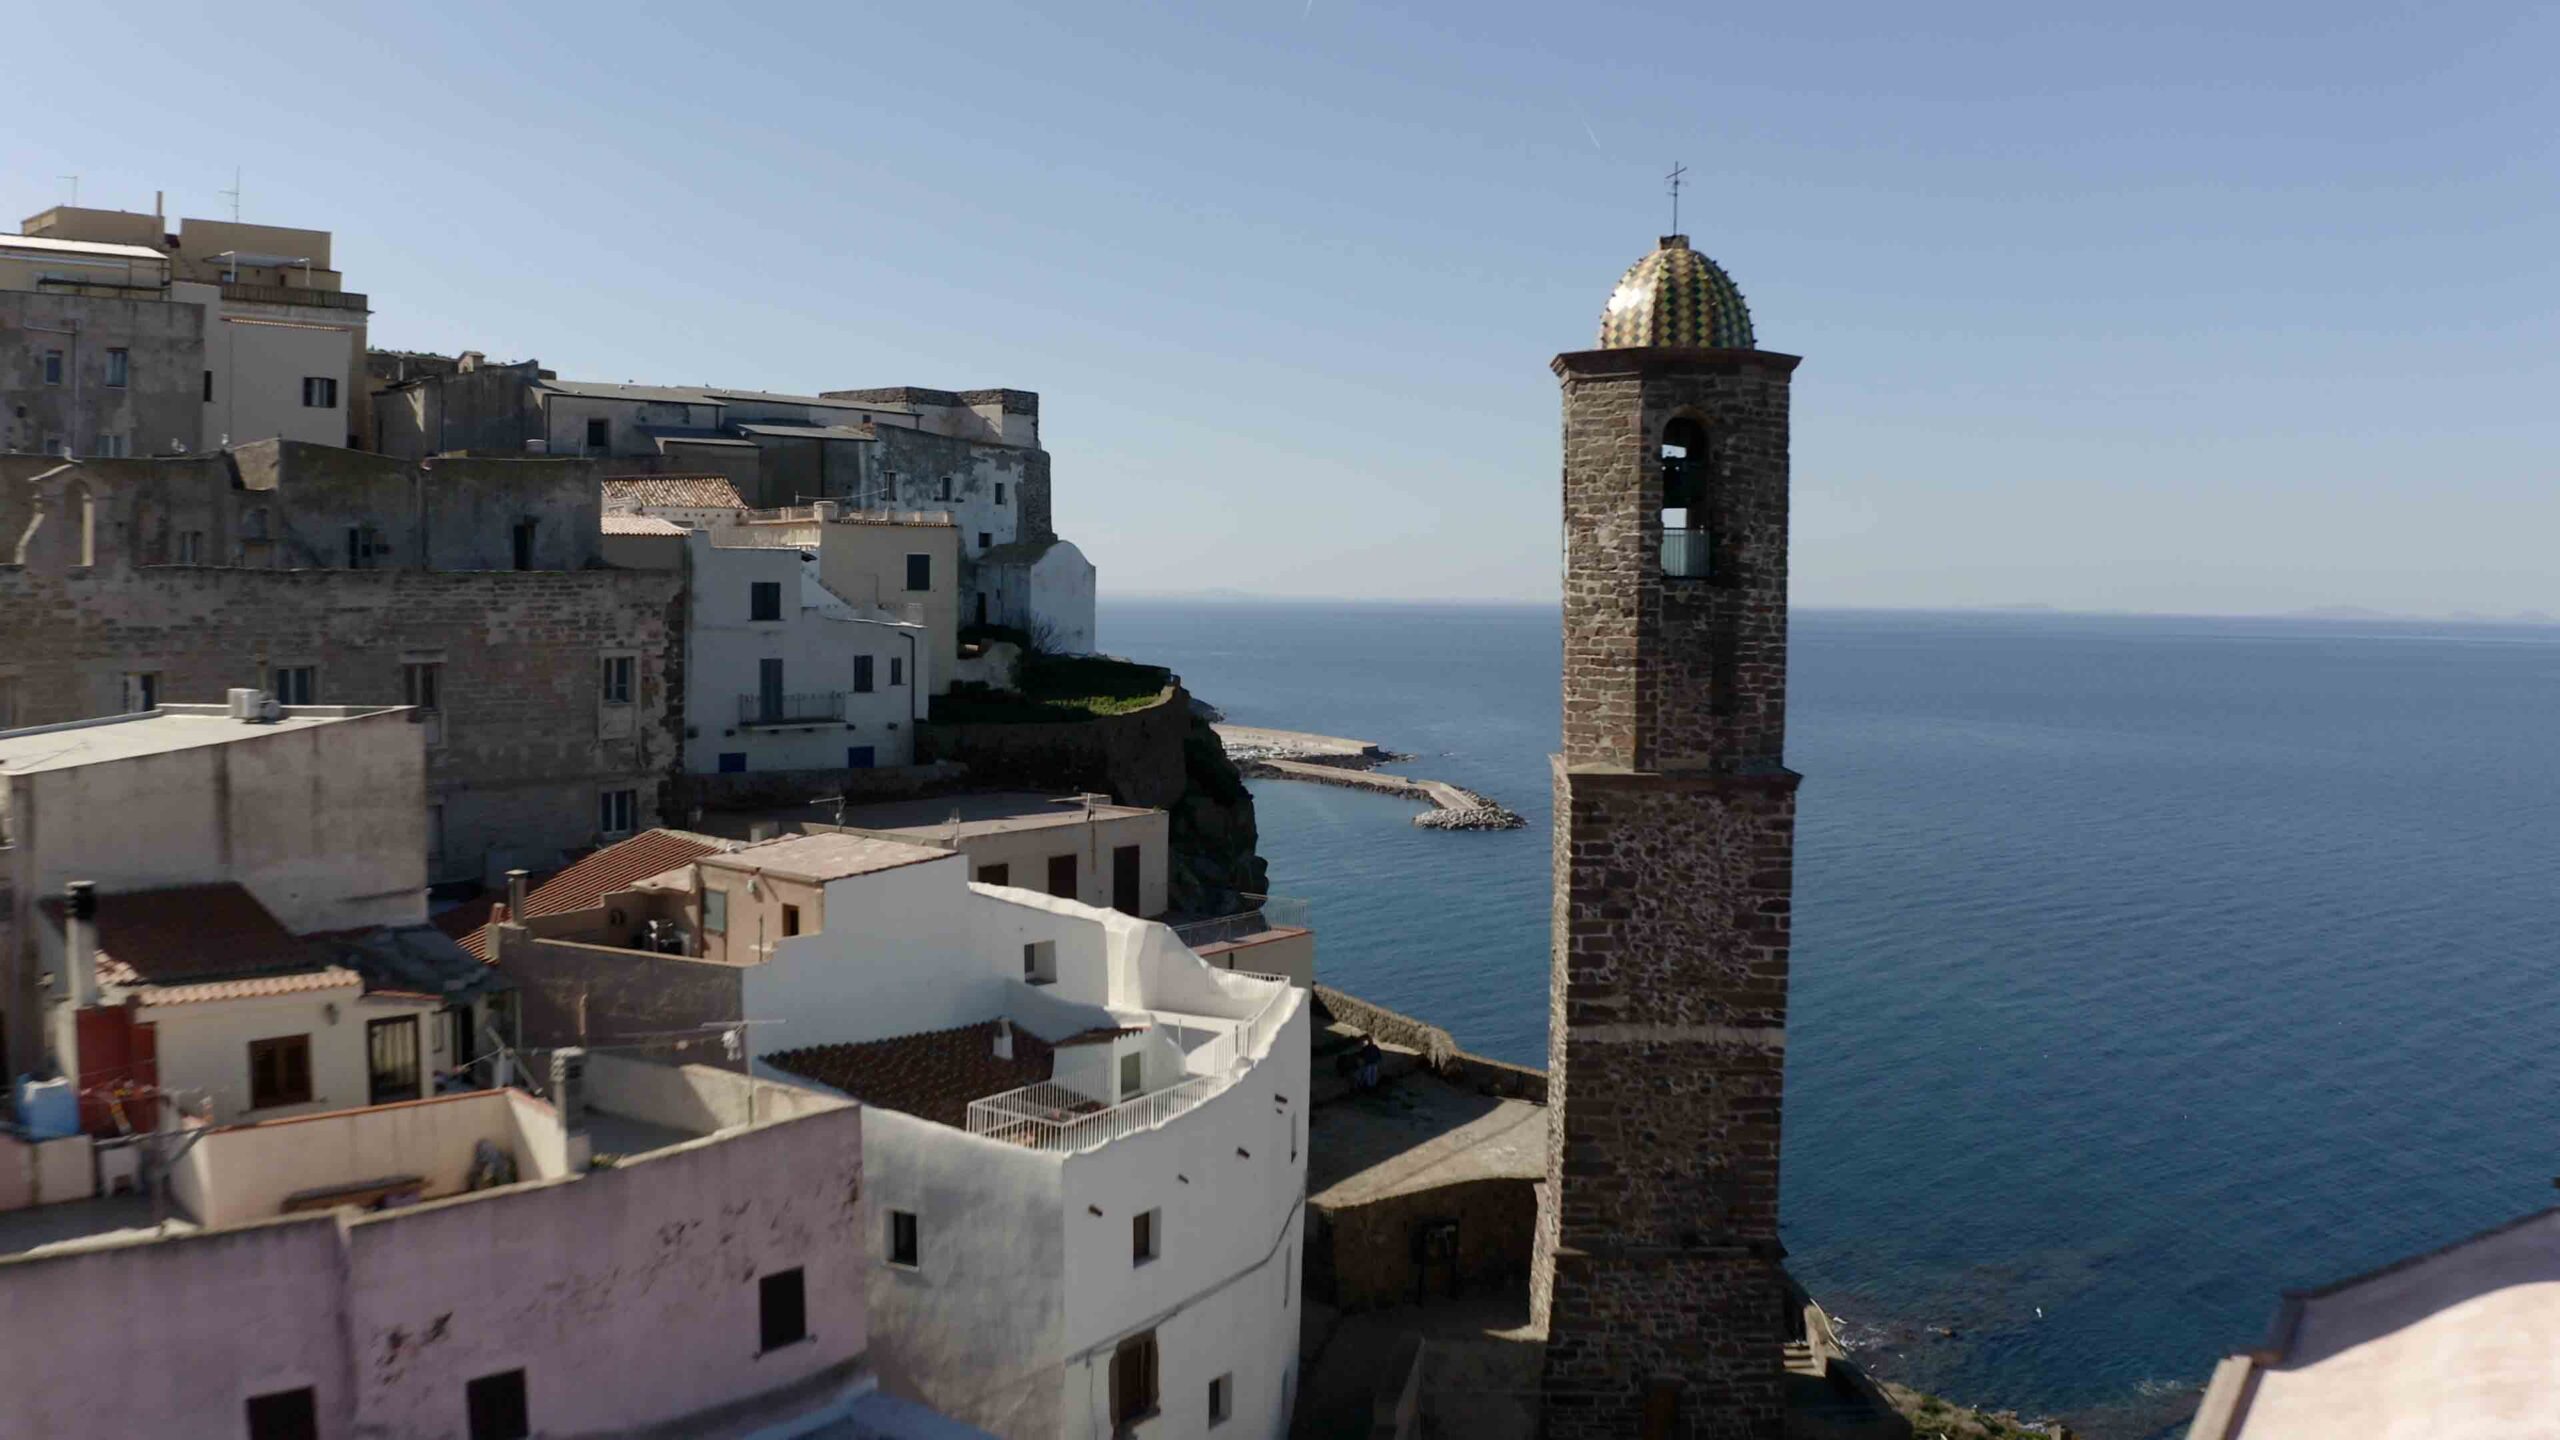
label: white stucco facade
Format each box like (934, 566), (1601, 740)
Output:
(682, 529), (929, 775)
(971, 539), (1097, 654)
(741, 859), (1309, 1439)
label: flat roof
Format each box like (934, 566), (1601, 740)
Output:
(836, 791), (1156, 837)
(0, 705), (398, 775)
(1, 232), (169, 263)
(1308, 1072), (1545, 1208)
(705, 832), (949, 884)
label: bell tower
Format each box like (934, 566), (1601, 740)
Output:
(1535, 234), (1802, 1440)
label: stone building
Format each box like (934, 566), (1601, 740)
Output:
(4, 201), (372, 455)
(1533, 235), (1804, 1439)
(0, 442), (681, 886)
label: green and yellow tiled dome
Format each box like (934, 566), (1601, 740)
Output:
(1597, 235), (1755, 350)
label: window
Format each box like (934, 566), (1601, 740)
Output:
(94, 433), (129, 458)
(977, 531), (991, 551)
(853, 655), (874, 693)
(600, 654), (634, 705)
(0, 676), (19, 730)
(103, 348), (129, 388)
(584, 417), (609, 449)
(202, 369), (214, 402)
(271, 665), (316, 705)
(889, 1209), (919, 1268)
(428, 804), (445, 867)
(301, 376), (338, 408)
(347, 525), (384, 568)
(904, 553), (930, 591)
(977, 863), (1010, 886)
(1121, 1052), (1144, 1102)
(759, 1268), (808, 1352)
(176, 530), (203, 564)
(935, 477), (951, 502)
(598, 788), (637, 837)
(248, 1035), (313, 1110)
(718, 752), (747, 774)
(124, 671), (159, 713)
(889, 656), (905, 687)
(465, 1369), (529, 1440)
(242, 505), (269, 539)
(1133, 1207), (1159, 1264)
(244, 1386), (319, 1440)
(995, 481), (1006, 505)
(511, 518), (537, 571)
(403, 661), (441, 712)
(847, 745), (875, 768)
(1046, 853), (1077, 900)
(1022, 940), (1056, 984)
(781, 904), (801, 937)
(1110, 1332), (1159, 1429)
(1208, 1374), (1233, 1427)
(750, 581), (782, 621)
(704, 888), (728, 934)
(41, 349), (62, 386)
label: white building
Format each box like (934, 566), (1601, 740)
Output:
(830, 791), (1169, 918)
(0, 702), (498, 1107)
(470, 829), (1310, 1438)
(670, 528), (930, 775)
(970, 538), (1097, 654)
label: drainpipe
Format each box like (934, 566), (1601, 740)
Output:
(65, 881), (98, 1009)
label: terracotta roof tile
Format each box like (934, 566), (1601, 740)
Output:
(770, 1021), (1057, 1128)
(447, 830), (732, 960)
(601, 475), (748, 510)
(140, 968), (364, 1006)
(601, 513), (687, 536)
(44, 883), (324, 988)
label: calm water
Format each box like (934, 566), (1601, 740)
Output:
(1105, 599), (2560, 1438)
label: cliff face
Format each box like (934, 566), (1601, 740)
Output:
(918, 680), (1269, 915)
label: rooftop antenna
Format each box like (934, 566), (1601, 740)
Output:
(219, 167), (242, 222)
(1666, 161), (1688, 235)
(57, 175), (78, 207)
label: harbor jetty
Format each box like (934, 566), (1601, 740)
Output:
(1212, 724), (1525, 830)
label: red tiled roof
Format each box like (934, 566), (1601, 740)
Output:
(44, 883), (325, 988)
(140, 968), (364, 1007)
(770, 1021), (1057, 1128)
(601, 513), (687, 536)
(448, 830), (729, 960)
(601, 476), (748, 510)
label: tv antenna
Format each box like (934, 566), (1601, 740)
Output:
(219, 167), (242, 221)
(1666, 161), (1688, 235)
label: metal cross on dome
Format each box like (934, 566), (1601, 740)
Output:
(1667, 161), (1689, 234)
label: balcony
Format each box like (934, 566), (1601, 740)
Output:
(1661, 527), (1713, 579)
(218, 281), (369, 314)
(737, 691), (845, 728)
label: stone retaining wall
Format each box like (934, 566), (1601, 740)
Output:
(1315, 985), (1548, 1103)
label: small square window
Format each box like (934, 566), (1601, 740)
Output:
(1120, 1051), (1143, 1101)
(1022, 940), (1056, 985)
(271, 665), (316, 705)
(935, 477), (951, 502)
(1208, 1373), (1233, 1427)
(781, 904), (801, 937)
(1133, 1207), (1160, 1265)
(124, 671), (159, 713)
(977, 862), (1010, 886)
(301, 376), (338, 409)
(41, 349), (63, 386)
(718, 751), (747, 774)
(403, 661), (441, 711)
(853, 654), (875, 694)
(889, 1209), (919, 1268)
(585, 417), (609, 449)
(995, 481), (1006, 505)
(977, 531), (991, 551)
(704, 888), (728, 934)
(600, 654), (635, 705)
(750, 581), (782, 622)
(104, 348), (129, 388)
(248, 1034), (312, 1110)
(244, 1385), (318, 1440)
(889, 656), (905, 687)
(759, 1268), (808, 1352)
(904, 553), (930, 592)
(465, 1368), (528, 1440)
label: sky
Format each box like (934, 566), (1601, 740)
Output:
(8, 2), (2556, 612)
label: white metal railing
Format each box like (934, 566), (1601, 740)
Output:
(966, 1074), (1219, 1154)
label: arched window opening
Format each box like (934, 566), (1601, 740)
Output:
(1659, 417), (1711, 578)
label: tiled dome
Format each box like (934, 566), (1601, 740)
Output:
(1597, 235), (1755, 350)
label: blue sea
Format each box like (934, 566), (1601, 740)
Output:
(1104, 598), (2560, 1439)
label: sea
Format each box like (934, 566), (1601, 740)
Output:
(1103, 598), (2560, 1440)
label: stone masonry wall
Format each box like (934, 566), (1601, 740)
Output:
(0, 560), (681, 884)
(1557, 349), (1796, 775)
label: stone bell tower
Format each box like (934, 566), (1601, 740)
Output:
(1535, 234), (1802, 1440)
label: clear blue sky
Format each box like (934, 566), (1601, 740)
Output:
(11, 3), (2555, 612)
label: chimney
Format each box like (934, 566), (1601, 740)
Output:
(154, 190), (163, 219)
(812, 500), (842, 523)
(65, 881), (98, 1008)
(992, 1018), (1014, 1061)
(506, 868), (530, 918)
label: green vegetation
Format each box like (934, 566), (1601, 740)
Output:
(928, 655), (1173, 725)
(1886, 1384), (2076, 1440)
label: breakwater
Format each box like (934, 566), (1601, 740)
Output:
(1214, 723), (1525, 831)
